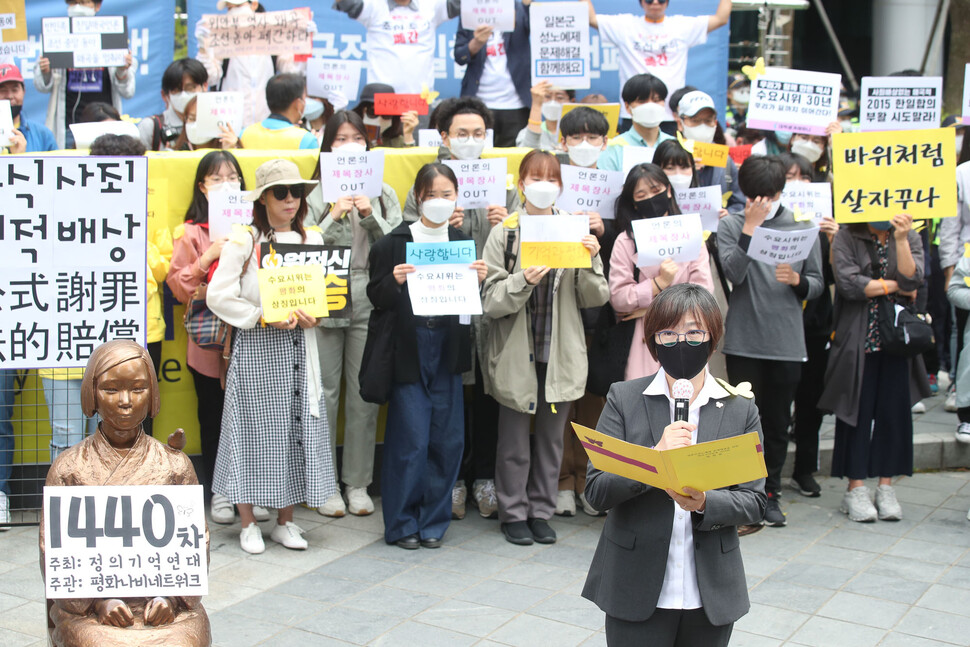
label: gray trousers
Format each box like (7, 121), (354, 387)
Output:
(605, 609), (732, 647)
(316, 275), (379, 488)
(495, 363), (571, 523)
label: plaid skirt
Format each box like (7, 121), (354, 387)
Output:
(213, 325), (336, 508)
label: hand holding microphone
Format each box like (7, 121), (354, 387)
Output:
(657, 379), (695, 451)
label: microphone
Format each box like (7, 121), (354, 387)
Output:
(672, 379), (694, 423)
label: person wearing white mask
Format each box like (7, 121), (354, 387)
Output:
(597, 74), (674, 173)
(34, 0), (136, 150)
(517, 81), (574, 150)
(481, 150), (609, 546)
(304, 111), (402, 519)
(366, 163), (486, 549)
(138, 58), (209, 151)
(352, 83), (419, 147)
(786, 121), (842, 182)
(174, 96), (240, 151)
(716, 155), (824, 531)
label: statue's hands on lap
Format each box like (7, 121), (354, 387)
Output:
(144, 596), (176, 626)
(96, 599), (134, 628)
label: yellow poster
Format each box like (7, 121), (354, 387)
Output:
(677, 133), (729, 168)
(520, 242), (592, 269)
(0, 0), (27, 44)
(572, 423), (767, 495)
(257, 265), (329, 323)
(559, 103), (621, 139)
(832, 128), (956, 223)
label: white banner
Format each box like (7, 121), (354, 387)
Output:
(746, 68), (842, 136)
(207, 183), (252, 241)
(443, 158), (506, 209)
(558, 164), (623, 219)
(193, 91), (244, 141)
(306, 58), (364, 104)
(781, 182), (832, 224)
(746, 225), (820, 265)
(460, 0), (515, 31)
(529, 2), (590, 90)
(318, 150), (384, 202)
(859, 76), (942, 132)
(632, 213), (704, 267)
(675, 186), (722, 232)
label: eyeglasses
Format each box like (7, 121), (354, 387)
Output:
(655, 330), (709, 347)
(270, 184), (305, 201)
(204, 175), (240, 186)
(565, 134), (605, 146)
(644, 0), (668, 4)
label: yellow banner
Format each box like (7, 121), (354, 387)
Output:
(832, 128), (956, 223)
(560, 103), (621, 139)
(258, 265), (329, 323)
(573, 423), (767, 495)
(677, 133), (729, 168)
(0, 0), (27, 43)
(520, 242), (592, 269)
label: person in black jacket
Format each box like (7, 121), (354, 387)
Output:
(367, 163), (487, 549)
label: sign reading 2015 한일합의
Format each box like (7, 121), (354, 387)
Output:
(44, 485), (208, 599)
(0, 156), (148, 369)
(832, 129), (956, 223)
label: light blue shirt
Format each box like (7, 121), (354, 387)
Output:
(597, 128), (675, 173)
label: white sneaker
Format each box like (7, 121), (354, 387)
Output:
(875, 484), (903, 521)
(346, 486), (374, 516)
(945, 385), (958, 412)
(252, 505), (271, 522)
(270, 522), (308, 550)
(210, 494), (235, 525)
(911, 401), (926, 414)
(452, 481), (467, 520)
(840, 486), (877, 523)
(317, 491), (347, 517)
(0, 491), (10, 531)
(239, 523), (265, 554)
(579, 493), (604, 517)
(937, 371), (951, 391)
(472, 479), (497, 518)
(555, 490), (576, 516)
(957, 422), (970, 444)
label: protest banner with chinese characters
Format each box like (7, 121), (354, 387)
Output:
(832, 129), (956, 223)
(197, 8), (312, 59)
(306, 58), (363, 104)
(558, 102), (620, 138)
(0, 156), (147, 368)
(745, 225), (820, 265)
(318, 150), (384, 202)
(632, 213), (704, 267)
(781, 182), (832, 224)
(519, 213), (591, 268)
(460, 0), (514, 32)
(207, 184), (252, 241)
(42, 15), (128, 68)
(675, 186), (722, 232)
(257, 264), (328, 323)
(0, 0), (28, 58)
(745, 68), (841, 136)
(260, 242), (351, 319)
(405, 241), (482, 316)
(443, 158), (507, 209)
(529, 2), (590, 90)
(193, 92), (244, 141)
(859, 76), (942, 132)
(373, 93), (429, 116)
(558, 165), (623, 219)
(43, 485), (208, 599)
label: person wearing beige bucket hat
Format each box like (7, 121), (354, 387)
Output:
(206, 157), (337, 555)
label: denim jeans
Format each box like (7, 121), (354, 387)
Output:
(42, 378), (98, 462)
(0, 370), (15, 495)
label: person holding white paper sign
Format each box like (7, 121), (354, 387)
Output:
(174, 96), (240, 151)
(305, 110), (403, 519)
(611, 163), (712, 382)
(0, 64), (56, 153)
(517, 81), (575, 150)
(597, 74), (674, 173)
(481, 150), (609, 546)
(137, 58), (209, 152)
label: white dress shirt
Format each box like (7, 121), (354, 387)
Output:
(643, 368), (729, 609)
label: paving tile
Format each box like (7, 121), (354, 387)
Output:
(0, 600), (46, 639)
(297, 606), (400, 645)
(382, 565), (482, 597)
(789, 616), (885, 647)
(842, 572), (930, 605)
(353, 540), (446, 565)
(249, 545), (344, 571)
(865, 555), (948, 583)
(369, 620), (478, 647)
(203, 579), (262, 613)
(748, 580), (834, 613)
(457, 532), (548, 559)
(255, 627), (354, 646)
(527, 543), (595, 570)
(417, 547), (518, 578)
(209, 556), (303, 590)
(312, 553), (412, 584)
(486, 614), (593, 647)
(0, 566), (44, 602)
(0, 627), (37, 647)
(342, 585), (442, 619)
(894, 607), (970, 645)
(732, 603), (810, 640)
(493, 560), (587, 591)
(816, 526), (899, 554)
(877, 632), (962, 646)
(886, 538), (967, 565)
(937, 565), (970, 590)
(795, 543), (878, 570)
(527, 592), (604, 631)
(915, 583), (970, 616)
(222, 591), (330, 626)
(815, 591), (909, 629)
(763, 561), (855, 590)
(728, 629), (783, 646)
(413, 600), (516, 638)
(456, 579), (553, 612)
(0, 592), (30, 614)
(269, 571), (371, 603)
(208, 610), (282, 647)
(303, 525), (383, 553)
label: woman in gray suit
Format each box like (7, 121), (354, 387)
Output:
(582, 283), (766, 646)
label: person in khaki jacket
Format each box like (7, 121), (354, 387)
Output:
(481, 150), (610, 546)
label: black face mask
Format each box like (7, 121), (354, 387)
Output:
(634, 192), (670, 220)
(655, 340), (710, 380)
(9, 103), (21, 120)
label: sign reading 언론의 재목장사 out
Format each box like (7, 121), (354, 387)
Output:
(444, 158), (507, 210)
(0, 156), (148, 369)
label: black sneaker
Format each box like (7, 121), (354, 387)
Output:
(764, 494), (787, 527)
(527, 518), (557, 544)
(501, 521), (534, 546)
(789, 473), (821, 498)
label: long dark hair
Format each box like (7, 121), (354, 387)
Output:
(653, 140), (697, 188)
(252, 186), (309, 243)
(413, 162), (459, 204)
(312, 110), (369, 180)
(615, 163), (681, 238)
(183, 150), (247, 224)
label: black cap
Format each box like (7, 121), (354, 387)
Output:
(358, 83), (395, 105)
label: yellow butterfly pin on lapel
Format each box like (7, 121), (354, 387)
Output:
(420, 84), (439, 106)
(741, 57), (766, 82)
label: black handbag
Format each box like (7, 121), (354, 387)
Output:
(864, 241), (934, 358)
(358, 307), (397, 405)
(586, 301), (639, 397)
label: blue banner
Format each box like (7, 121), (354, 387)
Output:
(14, 0), (175, 128)
(187, 0), (728, 120)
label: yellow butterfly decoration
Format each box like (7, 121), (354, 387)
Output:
(504, 212), (519, 229)
(963, 242), (970, 258)
(420, 84), (439, 106)
(721, 190), (732, 208)
(741, 57), (766, 82)
(702, 230), (711, 241)
(506, 173), (516, 191)
(963, 276), (970, 288)
(715, 378), (755, 400)
(912, 220), (926, 233)
(120, 113), (141, 124)
(675, 131), (696, 154)
(792, 207), (815, 223)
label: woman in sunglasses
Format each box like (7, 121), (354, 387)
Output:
(206, 159), (337, 555)
(582, 283), (765, 647)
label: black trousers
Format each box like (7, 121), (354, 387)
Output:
(489, 107), (530, 148)
(792, 335), (829, 476)
(189, 366), (225, 489)
(726, 354), (802, 495)
(605, 609), (732, 647)
(459, 361), (499, 483)
(143, 341), (162, 436)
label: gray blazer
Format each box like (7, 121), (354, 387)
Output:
(581, 375), (766, 627)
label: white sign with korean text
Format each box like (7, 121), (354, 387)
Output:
(405, 241), (482, 316)
(632, 213), (704, 267)
(306, 58), (363, 104)
(963, 64), (970, 126)
(318, 150), (384, 202)
(675, 186), (722, 232)
(444, 158), (506, 209)
(781, 182), (832, 224)
(558, 164), (623, 219)
(193, 92), (244, 141)
(68, 120), (140, 150)
(746, 225), (820, 265)
(860, 76), (942, 132)
(0, 156), (148, 368)
(43, 485), (208, 599)
(461, 0), (515, 31)
(0, 98), (11, 147)
(208, 183), (253, 241)
(621, 145), (655, 178)
(529, 2), (590, 90)
(746, 68), (842, 136)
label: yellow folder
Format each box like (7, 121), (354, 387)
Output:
(572, 423), (767, 495)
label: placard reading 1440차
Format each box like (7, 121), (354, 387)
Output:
(318, 151), (384, 203)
